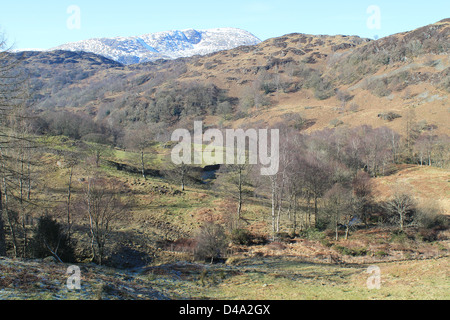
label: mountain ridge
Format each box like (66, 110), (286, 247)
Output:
(50, 27), (262, 64)
(12, 19), (450, 138)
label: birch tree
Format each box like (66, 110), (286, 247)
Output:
(124, 123), (155, 180)
(383, 190), (416, 231)
(83, 178), (127, 265)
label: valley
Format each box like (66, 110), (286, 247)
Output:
(0, 18), (449, 301)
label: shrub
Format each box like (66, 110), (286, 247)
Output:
(336, 89), (354, 106)
(415, 201), (448, 230)
(389, 230), (408, 243)
(282, 112), (310, 130)
(267, 241), (286, 251)
(225, 255), (246, 266)
(417, 228), (440, 242)
(378, 112), (402, 121)
(300, 228), (326, 241)
(329, 118), (344, 127)
(194, 222), (227, 263)
(274, 232), (292, 243)
(230, 228), (252, 246)
(441, 74), (450, 93)
(261, 82), (278, 94)
(368, 79), (392, 97)
(334, 245), (368, 256)
(314, 86), (335, 100)
(216, 101), (233, 119)
(374, 250), (388, 257)
(31, 215), (75, 263)
(348, 103), (360, 113)
(292, 113), (307, 130)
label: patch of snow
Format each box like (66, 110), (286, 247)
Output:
(48, 28), (261, 64)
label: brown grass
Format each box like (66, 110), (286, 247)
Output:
(373, 165), (450, 214)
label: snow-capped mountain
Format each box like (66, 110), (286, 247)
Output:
(51, 28), (261, 64)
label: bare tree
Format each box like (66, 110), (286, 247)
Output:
(323, 183), (348, 240)
(166, 162), (193, 192)
(263, 128), (298, 238)
(0, 34), (29, 256)
(383, 189), (416, 231)
(344, 129), (364, 175)
(216, 163), (252, 229)
(302, 152), (333, 227)
(322, 182), (361, 240)
(359, 126), (393, 176)
(62, 153), (80, 244)
(336, 89), (353, 107)
(352, 171), (374, 227)
(0, 34), (14, 256)
(85, 141), (113, 168)
(0, 148), (18, 256)
(0, 185), (4, 256)
(83, 178), (127, 265)
(414, 133), (437, 166)
(194, 222), (227, 263)
(404, 109), (420, 161)
(432, 135), (450, 168)
(123, 123), (155, 179)
(284, 140), (308, 234)
(9, 107), (36, 257)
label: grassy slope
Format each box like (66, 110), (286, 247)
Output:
(38, 135), (449, 241)
(200, 257), (449, 300)
(3, 20), (449, 301)
(1, 256), (448, 300)
(373, 165), (450, 215)
(5, 92), (449, 299)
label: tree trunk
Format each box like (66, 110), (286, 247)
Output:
(314, 195), (319, 227)
(141, 150), (146, 180)
(19, 152), (28, 258)
(335, 219), (339, 241)
(276, 184), (284, 234)
(66, 166), (73, 243)
(0, 187), (6, 256)
(270, 177), (276, 240)
(27, 161), (31, 201)
(237, 168), (242, 222)
(399, 210), (404, 231)
(307, 197), (312, 229)
(95, 151), (100, 167)
(2, 173), (17, 257)
(98, 240), (104, 266)
(292, 194), (298, 236)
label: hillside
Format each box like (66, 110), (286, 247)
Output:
(51, 28), (262, 64)
(1, 19), (449, 302)
(373, 165), (450, 215)
(13, 18), (450, 137)
(1, 140), (449, 300)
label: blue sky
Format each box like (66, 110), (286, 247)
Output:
(1, 0), (449, 50)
